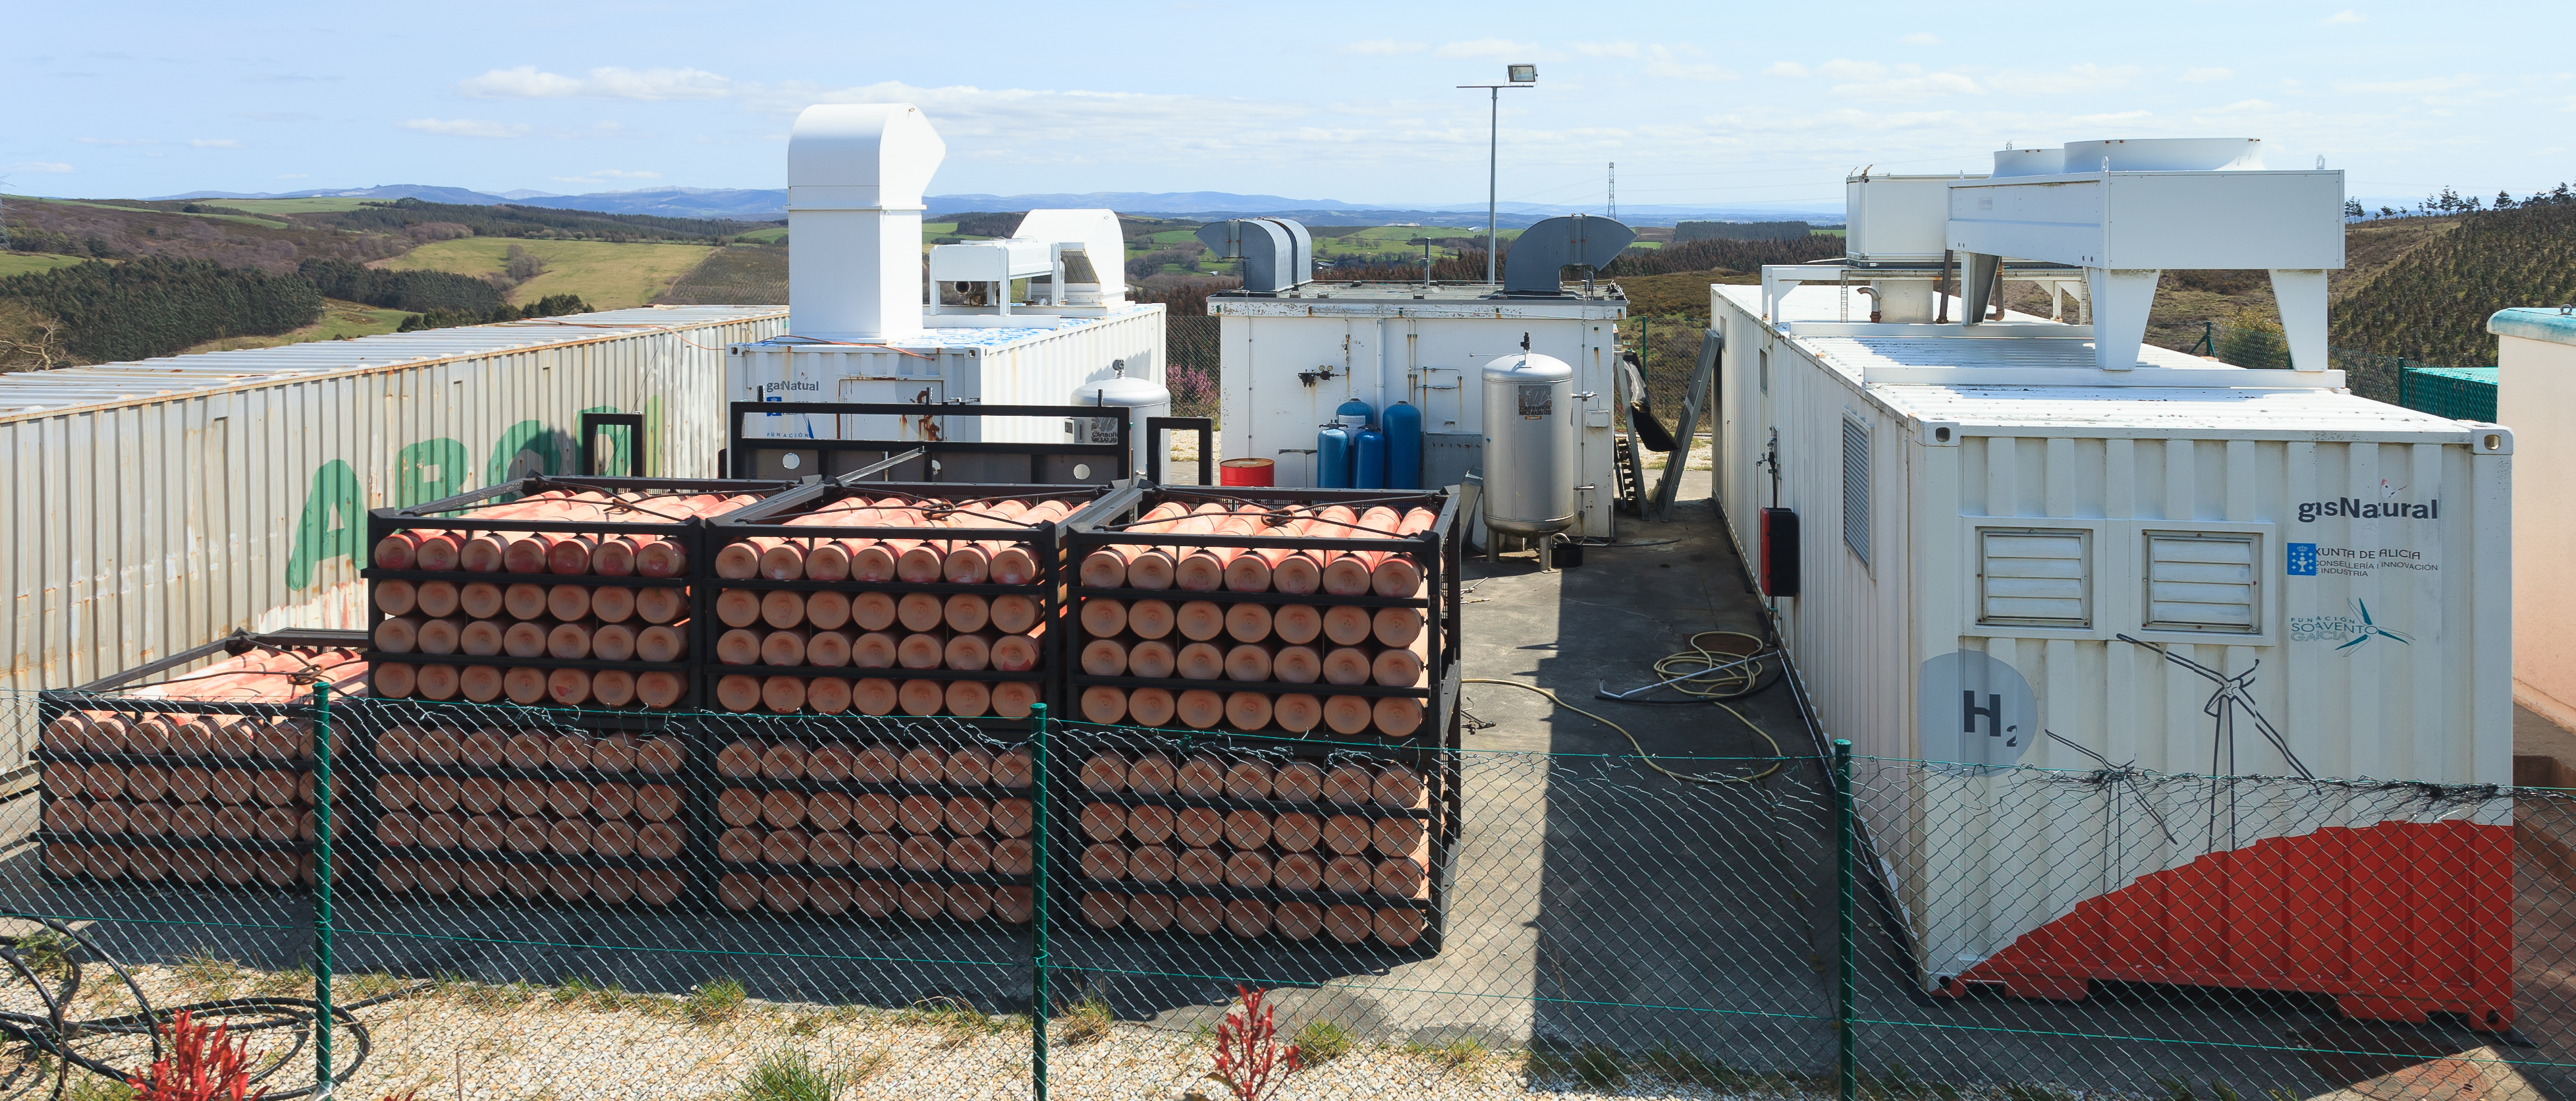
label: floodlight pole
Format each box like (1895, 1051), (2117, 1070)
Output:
(1459, 71), (1534, 287)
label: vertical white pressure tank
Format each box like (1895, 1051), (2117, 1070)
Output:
(1480, 351), (1577, 537)
(1070, 359), (1171, 480)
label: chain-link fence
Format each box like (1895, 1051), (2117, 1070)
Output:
(2193, 322), (2494, 412)
(5, 691), (2568, 1100)
(1168, 315), (1220, 422)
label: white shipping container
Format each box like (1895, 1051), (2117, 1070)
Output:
(1713, 283), (2513, 999)
(1, 305), (788, 695)
(1211, 284), (1626, 538)
(724, 305), (1165, 478)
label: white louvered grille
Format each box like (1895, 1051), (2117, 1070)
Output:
(1842, 415), (1869, 563)
(1978, 528), (2090, 627)
(2144, 532), (2260, 633)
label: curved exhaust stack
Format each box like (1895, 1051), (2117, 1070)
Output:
(787, 104), (946, 341)
(1196, 218), (1311, 295)
(1502, 214), (1634, 295)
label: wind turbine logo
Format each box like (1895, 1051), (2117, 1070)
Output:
(2332, 599), (2411, 651)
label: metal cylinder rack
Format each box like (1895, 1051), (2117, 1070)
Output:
(359, 476), (798, 715)
(699, 481), (1120, 727)
(33, 629), (370, 892)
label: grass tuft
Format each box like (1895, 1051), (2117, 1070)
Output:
(690, 977), (749, 1025)
(1404, 1036), (1488, 1072)
(734, 1049), (840, 1101)
(173, 950), (242, 999)
(1052, 994), (1114, 1047)
(1294, 1019), (1355, 1065)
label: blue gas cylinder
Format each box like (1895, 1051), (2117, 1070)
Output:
(1381, 400), (1423, 489)
(1315, 423), (1353, 488)
(1354, 426), (1388, 489)
(1335, 397), (1373, 436)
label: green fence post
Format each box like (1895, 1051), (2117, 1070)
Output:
(1834, 739), (1856, 1101)
(1031, 702), (1051, 1101)
(312, 682), (335, 1098)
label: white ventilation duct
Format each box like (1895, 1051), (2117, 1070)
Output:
(1012, 210), (1128, 306)
(786, 104), (946, 341)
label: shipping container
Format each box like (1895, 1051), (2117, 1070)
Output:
(1714, 282), (2516, 1024)
(723, 306), (1166, 474)
(0, 306), (791, 700)
(1208, 284), (1627, 539)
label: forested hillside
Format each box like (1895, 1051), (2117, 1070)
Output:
(2331, 200), (2576, 366)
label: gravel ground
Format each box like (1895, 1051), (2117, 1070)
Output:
(39, 961), (1848, 1100)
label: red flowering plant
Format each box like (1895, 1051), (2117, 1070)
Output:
(1211, 986), (1301, 1101)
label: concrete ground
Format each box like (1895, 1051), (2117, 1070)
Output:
(7, 455), (2571, 1098)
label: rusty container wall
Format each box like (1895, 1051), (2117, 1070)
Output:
(1711, 283), (2517, 1025)
(0, 306), (790, 702)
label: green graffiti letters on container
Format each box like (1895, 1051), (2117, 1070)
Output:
(287, 459), (364, 591)
(395, 438), (468, 506)
(645, 395), (666, 478)
(485, 419), (559, 497)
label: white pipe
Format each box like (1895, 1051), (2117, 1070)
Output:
(1375, 318), (1389, 420)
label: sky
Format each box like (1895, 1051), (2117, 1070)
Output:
(7, 0), (2571, 213)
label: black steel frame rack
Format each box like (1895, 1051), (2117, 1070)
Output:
(1057, 482), (1465, 764)
(32, 629), (371, 893)
(360, 475), (798, 720)
(700, 480), (1124, 731)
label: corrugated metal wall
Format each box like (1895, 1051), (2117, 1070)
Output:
(1, 306), (788, 694)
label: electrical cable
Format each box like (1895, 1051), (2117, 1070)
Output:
(0, 913), (409, 1099)
(1464, 676), (1782, 785)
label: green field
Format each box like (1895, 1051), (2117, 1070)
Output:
(180, 298), (411, 354)
(740, 225), (790, 243)
(0, 252), (93, 277)
(382, 239), (715, 310)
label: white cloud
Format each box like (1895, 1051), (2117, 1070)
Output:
(76, 137), (159, 146)
(2181, 67), (2233, 83)
(190, 138), (244, 148)
(1901, 32), (1941, 46)
(1433, 38), (1543, 61)
(402, 117), (530, 138)
(458, 65), (732, 101)
(2338, 74), (2478, 95)
(1574, 42), (1641, 58)
(1764, 61), (1809, 78)
(1643, 45), (1735, 82)
(9, 161), (74, 173)
(1987, 63), (2141, 96)
(2326, 9), (2365, 22)
(1823, 61), (1980, 100)
(1338, 39), (1423, 56)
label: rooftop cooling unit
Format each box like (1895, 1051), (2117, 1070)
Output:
(1945, 138), (2343, 373)
(1197, 218), (1311, 295)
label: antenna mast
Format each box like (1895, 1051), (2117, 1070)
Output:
(1607, 162), (1616, 222)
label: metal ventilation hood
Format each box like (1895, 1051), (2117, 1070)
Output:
(1503, 214), (1634, 295)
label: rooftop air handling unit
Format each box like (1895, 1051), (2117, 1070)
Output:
(1196, 218), (1313, 295)
(1945, 138), (2343, 373)
(928, 208), (1129, 318)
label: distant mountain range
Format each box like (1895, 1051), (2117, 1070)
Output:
(149, 183), (1840, 226)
